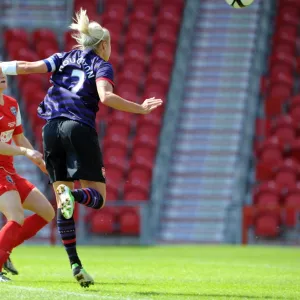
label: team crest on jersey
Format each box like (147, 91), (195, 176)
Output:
(102, 167), (106, 179)
(6, 175), (14, 184)
(10, 107), (17, 116)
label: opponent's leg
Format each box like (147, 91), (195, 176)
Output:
(0, 190), (24, 281)
(13, 187), (55, 248)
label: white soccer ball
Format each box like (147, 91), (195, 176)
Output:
(225, 0), (254, 8)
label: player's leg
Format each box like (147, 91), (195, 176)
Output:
(56, 120), (106, 219)
(12, 181), (55, 248)
(43, 119), (91, 285)
(54, 180), (93, 287)
(0, 187), (24, 282)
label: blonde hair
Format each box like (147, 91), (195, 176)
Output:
(70, 8), (110, 51)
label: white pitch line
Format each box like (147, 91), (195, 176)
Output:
(3, 285), (137, 300)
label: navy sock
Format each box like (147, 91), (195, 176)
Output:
(57, 209), (81, 267)
(72, 188), (104, 209)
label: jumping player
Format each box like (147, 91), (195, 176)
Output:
(0, 68), (55, 282)
(0, 9), (162, 287)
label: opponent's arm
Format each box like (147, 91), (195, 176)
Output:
(13, 133), (47, 174)
(0, 60), (48, 75)
(0, 141), (27, 156)
(96, 80), (162, 114)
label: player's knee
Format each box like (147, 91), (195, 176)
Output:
(42, 202), (55, 222)
(7, 209), (24, 225)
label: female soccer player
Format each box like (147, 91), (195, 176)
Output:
(0, 68), (55, 282)
(0, 9), (162, 287)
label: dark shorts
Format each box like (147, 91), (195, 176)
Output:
(43, 118), (106, 183)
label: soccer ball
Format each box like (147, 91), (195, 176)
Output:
(225, 0), (254, 8)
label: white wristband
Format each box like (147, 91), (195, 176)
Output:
(1, 61), (17, 75)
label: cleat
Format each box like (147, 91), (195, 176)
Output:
(0, 272), (11, 282)
(4, 257), (18, 275)
(72, 263), (94, 288)
(57, 184), (75, 219)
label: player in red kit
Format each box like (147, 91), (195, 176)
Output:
(0, 67), (55, 282)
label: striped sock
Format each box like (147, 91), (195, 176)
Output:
(71, 188), (104, 209)
(57, 209), (81, 267)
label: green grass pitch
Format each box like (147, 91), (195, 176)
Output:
(0, 245), (300, 299)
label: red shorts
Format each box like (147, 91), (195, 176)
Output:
(0, 169), (35, 203)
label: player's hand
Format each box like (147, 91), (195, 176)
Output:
(22, 148), (47, 173)
(140, 97), (163, 114)
(35, 159), (48, 175)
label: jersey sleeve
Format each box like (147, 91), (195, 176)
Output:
(43, 52), (65, 73)
(13, 105), (23, 135)
(95, 61), (114, 86)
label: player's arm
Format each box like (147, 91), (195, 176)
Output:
(13, 133), (47, 174)
(13, 133), (34, 150)
(0, 141), (28, 156)
(0, 53), (63, 75)
(96, 80), (162, 114)
(0, 60), (48, 75)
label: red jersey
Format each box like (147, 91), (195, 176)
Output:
(0, 95), (23, 174)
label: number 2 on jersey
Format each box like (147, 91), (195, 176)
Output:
(71, 69), (85, 93)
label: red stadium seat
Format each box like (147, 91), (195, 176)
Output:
(126, 21), (150, 45)
(284, 184), (300, 207)
(146, 63), (172, 87)
(130, 147), (156, 173)
(153, 23), (178, 45)
(106, 188), (119, 201)
(269, 115), (296, 146)
(21, 83), (45, 105)
(4, 28), (29, 48)
(253, 181), (280, 207)
(151, 43), (175, 65)
(97, 104), (110, 121)
(276, 6), (299, 28)
(124, 168), (151, 195)
(18, 74), (45, 91)
(108, 110), (134, 129)
(117, 61), (146, 86)
(32, 28), (58, 48)
(254, 214), (280, 237)
(130, 5), (154, 26)
(36, 40), (59, 58)
(272, 159), (299, 191)
(290, 139), (300, 163)
(257, 137), (283, 164)
(124, 190), (148, 201)
(273, 25), (298, 46)
(90, 210), (115, 234)
(137, 113), (162, 128)
(103, 0), (128, 11)
(255, 118), (271, 137)
(123, 43), (147, 64)
(105, 167), (126, 191)
(116, 82), (139, 102)
(106, 4), (127, 22)
(157, 4), (182, 27)
(133, 132), (159, 151)
(272, 42), (296, 57)
(120, 211), (140, 235)
(143, 83), (168, 99)
(6, 41), (29, 60)
(15, 48), (39, 62)
(103, 126), (128, 149)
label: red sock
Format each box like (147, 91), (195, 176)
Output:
(0, 221), (22, 271)
(13, 214), (48, 248)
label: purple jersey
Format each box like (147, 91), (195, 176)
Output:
(38, 49), (114, 128)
